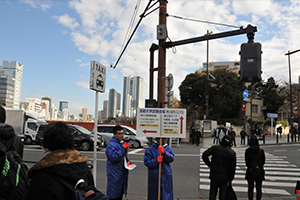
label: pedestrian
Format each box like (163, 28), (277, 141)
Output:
(229, 127), (236, 147)
(240, 127), (247, 145)
(190, 127), (196, 145)
(0, 105), (25, 200)
(213, 128), (219, 144)
(245, 136), (265, 200)
(218, 128), (225, 141)
(202, 135), (236, 200)
(195, 128), (202, 146)
(25, 121), (94, 200)
(105, 125), (131, 200)
(144, 137), (174, 200)
(277, 126), (282, 138)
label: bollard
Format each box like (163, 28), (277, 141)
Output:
(287, 133), (290, 143)
(276, 133), (278, 144)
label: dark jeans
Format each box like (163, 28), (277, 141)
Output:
(209, 181), (227, 200)
(241, 137), (245, 145)
(247, 179), (262, 200)
(109, 195), (123, 200)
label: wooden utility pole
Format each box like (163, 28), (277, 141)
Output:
(157, 0), (167, 108)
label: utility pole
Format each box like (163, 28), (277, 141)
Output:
(157, 0), (167, 108)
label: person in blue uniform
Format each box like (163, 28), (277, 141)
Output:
(144, 137), (174, 200)
(105, 125), (130, 200)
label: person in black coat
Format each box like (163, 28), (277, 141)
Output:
(195, 128), (202, 146)
(202, 135), (236, 200)
(25, 122), (94, 200)
(245, 136), (265, 200)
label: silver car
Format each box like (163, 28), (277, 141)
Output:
(97, 124), (149, 148)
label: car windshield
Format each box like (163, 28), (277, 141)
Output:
(75, 126), (92, 135)
(123, 127), (136, 135)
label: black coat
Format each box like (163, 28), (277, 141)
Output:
(202, 144), (236, 183)
(245, 147), (265, 181)
(26, 149), (94, 200)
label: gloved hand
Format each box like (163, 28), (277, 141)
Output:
(127, 162), (131, 167)
(157, 155), (163, 163)
(123, 142), (130, 149)
(158, 146), (165, 154)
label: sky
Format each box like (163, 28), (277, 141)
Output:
(1, 0), (300, 116)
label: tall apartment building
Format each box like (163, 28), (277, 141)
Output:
(82, 108), (88, 122)
(1, 60), (23, 109)
(58, 101), (68, 119)
(25, 98), (42, 113)
(41, 96), (52, 119)
(0, 75), (15, 109)
(108, 89), (121, 118)
(122, 76), (143, 117)
(102, 100), (108, 119)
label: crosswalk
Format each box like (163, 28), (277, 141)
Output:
(199, 147), (300, 197)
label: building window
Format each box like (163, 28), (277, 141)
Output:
(252, 104), (258, 114)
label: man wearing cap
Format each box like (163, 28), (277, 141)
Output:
(202, 135), (236, 200)
(144, 137), (174, 200)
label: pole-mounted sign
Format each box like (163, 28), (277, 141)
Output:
(90, 60), (106, 93)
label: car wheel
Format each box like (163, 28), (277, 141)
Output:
(81, 141), (90, 151)
(24, 136), (32, 145)
(131, 140), (140, 149)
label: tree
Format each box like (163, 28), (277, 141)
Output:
(179, 69), (246, 120)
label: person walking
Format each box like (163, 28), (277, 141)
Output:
(144, 137), (174, 200)
(213, 128), (219, 144)
(105, 125), (131, 200)
(195, 128), (202, 146)
(25, 121), (95, 200)
(228, 127), (236, 147)
(202, 135), (236, 200)
(190, 127), (196, 145)
(240, 127), (247, 145)
(245, 136), (265, 200)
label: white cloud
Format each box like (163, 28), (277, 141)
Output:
(75, 80), (89, 89)
(53, 14), (80, 30)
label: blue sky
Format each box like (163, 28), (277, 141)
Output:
(1, 0), (300, 116)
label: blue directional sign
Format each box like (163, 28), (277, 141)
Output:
(267, 113), (278, 118)
(243, 90), (249, 98)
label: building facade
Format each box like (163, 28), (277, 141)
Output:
(0, 75), (15, 109)
(1, 60), (23, 109)
(102, 100), (108, 119)
(41, 96), (52, 119)
(108, 88), (121, 118)
(122, 76), (143, 117)
(82, 108), (88, 122)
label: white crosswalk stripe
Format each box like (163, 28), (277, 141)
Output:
(199, 147), (297, 196)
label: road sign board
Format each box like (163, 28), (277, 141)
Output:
(137, 108), (186, 138)
(243, 90), (249, 98)
(90, 60), (106, 93)
(267, 113), (278, 118)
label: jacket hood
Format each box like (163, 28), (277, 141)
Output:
(27, 149), (90, 182)
(0, 123), (15, 140)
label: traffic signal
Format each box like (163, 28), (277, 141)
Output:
(239, 42), (262, 82)
(242, 102), (246, 112)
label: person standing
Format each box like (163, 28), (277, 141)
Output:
(240, 127), (247, 145)
(202, 135), (236, 200)
(144, 137), (174, 200)
(26, 122), (95, 200)
(0, 105), (25, 200)
(195, 128), (202, 146)
(190, 127), (195, 145)
(105, 125), (131, 200)
(245, 136), (265, 200)
(228, 127), (236, 147)
(213, 128), (219, 144)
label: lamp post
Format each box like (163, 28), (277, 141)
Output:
(205, 30), (213, 119)
(285, 48), (300, 142)
(250, 82), (260, 136)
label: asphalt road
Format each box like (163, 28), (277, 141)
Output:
(23, 139), (300, 200)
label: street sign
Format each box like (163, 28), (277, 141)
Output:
(136, 108), (186, 138)
(267, 113), (278, 118)
(90, 60), (106, 93)
(243, 90), (249, 98)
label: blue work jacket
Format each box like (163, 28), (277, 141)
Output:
(105, 137), (129, 199)
(144, 142), (174, 200)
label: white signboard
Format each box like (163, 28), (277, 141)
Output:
(137, 108), (186, 138)
(90, 60), (106, 93)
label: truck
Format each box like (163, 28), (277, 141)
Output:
(6, 110), (48, 144)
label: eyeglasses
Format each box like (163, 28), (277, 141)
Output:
(116, 132), (124, 135)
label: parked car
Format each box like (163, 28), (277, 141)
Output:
(36, 124), (103, 151)
(97, 124), (149, 148)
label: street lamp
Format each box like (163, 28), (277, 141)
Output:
(285, 48), (300, 142)
(205, 30), (213, 119)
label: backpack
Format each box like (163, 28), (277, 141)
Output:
(56, 176), (109, 200)
(0, 136), (30, 200)
(249, 149), (263, 179)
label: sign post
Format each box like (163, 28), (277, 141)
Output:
(267, 113), (278, 142)
(90, 60), (106, 186)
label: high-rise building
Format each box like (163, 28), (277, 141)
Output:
(41, 96), (52, 119)
(122, 76), (143, 117)
(108, 89), (121, 118)
(0, 75), (15, 109)
(82, 108), (88, 122)
(59, 101), (68, 112)
(25, 98), (42, 113)
(102, 100), (108, 119)
(1, 60), (23, 109)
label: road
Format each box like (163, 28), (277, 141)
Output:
(23, 140), (300, 200)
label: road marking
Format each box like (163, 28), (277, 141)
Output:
(128, 149), (144, 154)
